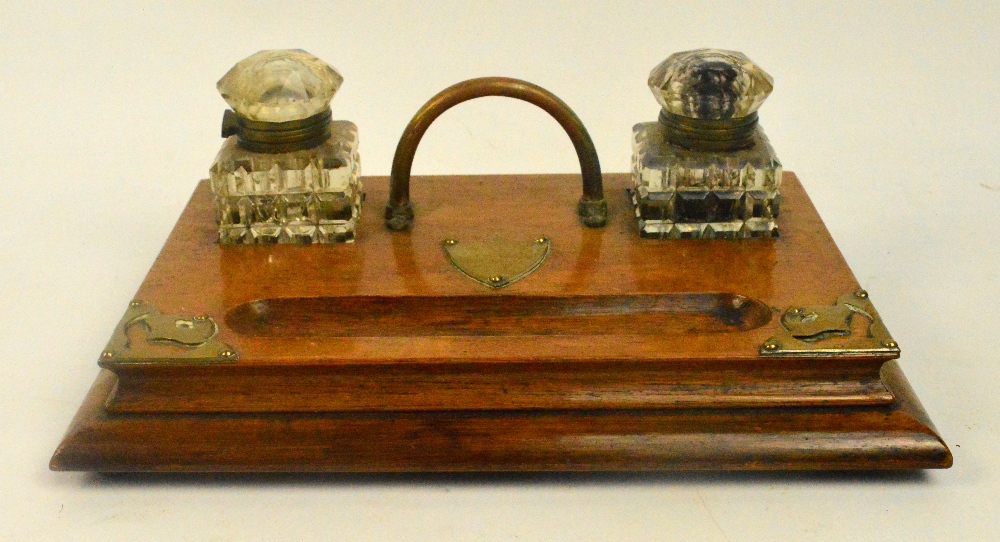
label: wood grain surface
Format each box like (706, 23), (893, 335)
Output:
(50, 171), (951, 471)
(98, 172), (895, 414)
(51, 361), (950, 472)
(104, 173), (863, 367)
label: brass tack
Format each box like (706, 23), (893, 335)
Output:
(763, 342), (779, 351)
(129, 300), (143, 307)
(219, 350), (237, 360)
(882, 340), (898, 348)
(194, 314), (210, 321)
(489, 276), (504, 284)
(856, 290), (869, 299)
(536, 237), (548, 244)
(101, 351), (114, 360)
(443, 239), (457, 245)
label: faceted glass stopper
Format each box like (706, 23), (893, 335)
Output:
(217, 49), (344, 123)
(648, 49), (773, 120)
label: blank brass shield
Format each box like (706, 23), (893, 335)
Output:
(442, 236), (550, 289)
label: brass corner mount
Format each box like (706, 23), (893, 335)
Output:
(761, 290), (900, 358)
(99, 300), (238, 366)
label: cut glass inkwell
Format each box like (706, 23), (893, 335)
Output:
(632, 49), (781, 239)
(210, 49), (362, 244)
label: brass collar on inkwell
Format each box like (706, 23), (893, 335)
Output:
(649, 49), (772, 152)
(658, 110), (758, 152)
(221, 107), (333, 153)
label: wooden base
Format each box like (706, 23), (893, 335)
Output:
(51, 172), (951, 472)
(51, 361), (949, 472)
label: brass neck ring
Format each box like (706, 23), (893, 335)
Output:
(221, 109), (332, 153)
(658, 109), (758, 152)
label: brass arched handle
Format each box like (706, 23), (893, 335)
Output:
(384, 77), (608, 230)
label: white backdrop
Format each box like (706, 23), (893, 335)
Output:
(1, 1), (998, 540)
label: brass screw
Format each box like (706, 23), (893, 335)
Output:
(219, 349), (237, 360)
(882, 340), (898, 348)
(129, 300), (143, 307)
(856, 290), (869, 299)
(443, 239), (457, 245)
(763, 341), (779, 351)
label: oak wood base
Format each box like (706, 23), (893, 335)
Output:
(51, 173), (951, 472)
(51, 361), (950, 472)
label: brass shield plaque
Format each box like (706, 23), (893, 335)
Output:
(442, 236), (550, 289)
